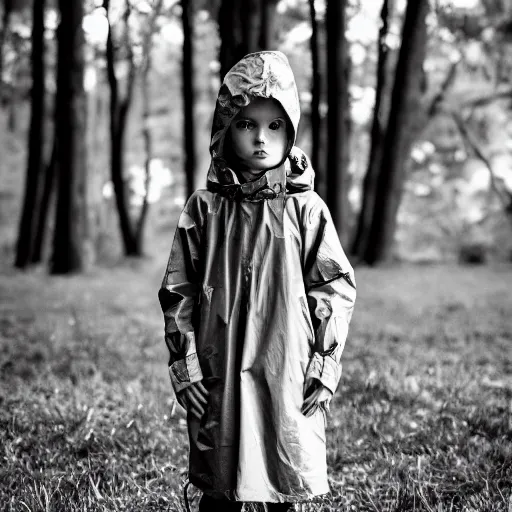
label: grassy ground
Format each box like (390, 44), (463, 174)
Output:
(1, 260), (512, 511)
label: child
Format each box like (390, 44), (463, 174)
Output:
(159, 51), (356, 511)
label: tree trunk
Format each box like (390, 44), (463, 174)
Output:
(110, 115), (138, 255)
(351, 0), (391, 259)
(218, 0), (258, 80)
(362, 0), (429, 265)
(14, 0), (45, 268)
(308, 0), (321, 176)
(218, 0), (238, 81)
(31, 137), (57, 264)
(259, 0), (278, 49)
(243, 0), (260, 53)
(182, 0), (196, 199)
(104, 0), (139, 256)
(325, 0), (350, 243)
(50, 0), (87, 274)
(218, 0), (278, 81)
(136, 97), (151, 250)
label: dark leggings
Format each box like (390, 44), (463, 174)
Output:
(198, 493), (294, 511)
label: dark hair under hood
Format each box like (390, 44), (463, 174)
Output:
(206, 51), (314, 201)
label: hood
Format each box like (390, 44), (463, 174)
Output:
(206, 51), (314, 201)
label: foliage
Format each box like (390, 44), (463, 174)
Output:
(1, 0), (512, 266)
(1, 260), (511, 510)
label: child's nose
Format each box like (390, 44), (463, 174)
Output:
(255, 128), (267, 144)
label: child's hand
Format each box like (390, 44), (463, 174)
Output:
(301, 384), (333, 417)
(177, 381), (209, 420)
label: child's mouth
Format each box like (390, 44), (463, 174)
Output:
(253, 150), (268, 157)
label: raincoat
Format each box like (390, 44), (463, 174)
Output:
(159, 51), (356, 503)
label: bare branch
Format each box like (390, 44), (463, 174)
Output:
(450, 110), (512, 216)
(459, 87), (512, 108)
(426, 58), (460, 118)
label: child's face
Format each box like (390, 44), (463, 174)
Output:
(229, 97), (288, 175)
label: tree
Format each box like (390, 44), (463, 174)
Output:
(308, 0), (321, 176)
(325, 0), (350, 243)
(31, 139), (57, 263)
(104, 0), (163, 256)
(50, 0), (87, 274)
(182, 0), (196, 199)
(351, 0), (391, 259)
(218, 0), (279, 80)
(359, 0), (429, 264)
(104, 0), (138, 256)
(14, 0), (45, 269)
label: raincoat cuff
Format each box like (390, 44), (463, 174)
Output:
(169, 353), (203, 393)
(305, 351), (341, 395)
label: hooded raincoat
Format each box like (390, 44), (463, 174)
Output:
(159, 51), (356, 503)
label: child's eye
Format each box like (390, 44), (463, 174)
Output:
(269, 120), (283, 131)
(235, 120), (254, 130)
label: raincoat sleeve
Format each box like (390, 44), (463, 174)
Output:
(158, 194), (205, 394)
(303, 195), (356, 396)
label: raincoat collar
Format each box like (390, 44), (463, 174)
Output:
(207, 146), (315, 201)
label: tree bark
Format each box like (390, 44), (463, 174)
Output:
(104, 0), (139, 256)
(362, 0), (429, 264)
(14, 0), (45, 268)
(325, 0), (350, 243)
(50, 0), (87, 274)
(218, 0), (278, 81)
(351, 0), (391, 259)
(182, 0), (196, 199)
(243, 0), (260, 53)
(259, 0), (278, 50)
(31, 137), (57, 264)
(308, 0), (321, 176)
(218, 0), (257, 80)
(218, 0), (238, 81)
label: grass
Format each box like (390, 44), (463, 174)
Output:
(1, 260), (512, 511)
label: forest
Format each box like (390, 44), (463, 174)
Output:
(1, 0), (512, 271)
(1, 0), (512, 510)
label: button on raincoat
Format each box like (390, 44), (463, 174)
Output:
(159, 51), (356, 503)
